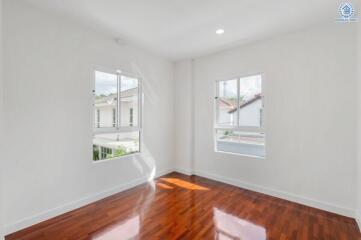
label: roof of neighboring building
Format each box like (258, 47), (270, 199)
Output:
(95, 87), (138, 105)
(228, 94), (261, 114)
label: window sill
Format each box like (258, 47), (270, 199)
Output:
(215, 150), (265, 159)
(92, 152), (141, 164)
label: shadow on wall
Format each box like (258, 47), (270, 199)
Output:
(130, 61), (163, 108)
(128, 61), (169, 182)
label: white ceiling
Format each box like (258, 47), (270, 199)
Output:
(24, 0), (350, 60)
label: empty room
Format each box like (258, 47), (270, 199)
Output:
(0, 0), (361, 239)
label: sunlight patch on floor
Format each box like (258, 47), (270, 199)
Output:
(159, 178), (209, 190)
(156, 182), (174, 189)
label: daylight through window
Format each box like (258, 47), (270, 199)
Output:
(93, 70), (141, 161)
(215, 74), (265, 157)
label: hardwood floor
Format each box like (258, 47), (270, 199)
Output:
(6, 172), (361, 240)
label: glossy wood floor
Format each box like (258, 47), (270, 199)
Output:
(6, 172), (361, 240)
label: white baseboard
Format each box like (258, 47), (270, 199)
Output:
(0, 226), (4, 240)
(174, 167), (193, 176)
(191, 170), (356, 218)
(356, 210), (361, 232)
(4, 168), (174, 236)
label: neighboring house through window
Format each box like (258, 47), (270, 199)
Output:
(215, 74), (265, 157)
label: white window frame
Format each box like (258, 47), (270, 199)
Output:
(96, 109), (100, 128)
(92, 67), (143, 161)
(214, 73), (265, 156)
(129, 107), (134, 127)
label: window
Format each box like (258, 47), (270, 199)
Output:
(93, 70), (141, 161)
(215, 74), (265, 157)
(100, 146), (112, 159)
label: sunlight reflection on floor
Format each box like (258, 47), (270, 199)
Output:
(91, 215), (139, 240)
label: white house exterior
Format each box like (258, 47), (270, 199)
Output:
(94, 87), (139, 128)
(93, 87), (139, 160)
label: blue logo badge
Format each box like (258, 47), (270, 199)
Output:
(336, 2), (357, 22)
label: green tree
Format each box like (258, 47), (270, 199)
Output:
(113, 147), (127, 157)
(93, 145), (100, 161)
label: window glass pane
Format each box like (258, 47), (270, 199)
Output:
(239, 75), (262, 127)
(216, 79), (237, 127)
(93, 131), (140, 161)
(120, 76), (139, 127)
(216, 130), (265, 157)
(94, 71), (118, 128)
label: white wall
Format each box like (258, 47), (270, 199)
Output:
(0, 0), (4, 238)
(174, 60), (194, 174)
(175, 23), (358, 217)
(2, 0), (174, 234)
(358, 11), (361, 229)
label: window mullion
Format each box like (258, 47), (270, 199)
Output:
(138, 80), (141, 129)
(117, 74), (121, 130)
(236, 77), (240, 128)
(214, 82), (217, 128)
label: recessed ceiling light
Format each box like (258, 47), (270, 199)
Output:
(216, 29), (224, 35)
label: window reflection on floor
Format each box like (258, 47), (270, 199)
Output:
(91, 215), (139, 240)
(214, 208), (266, 240)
